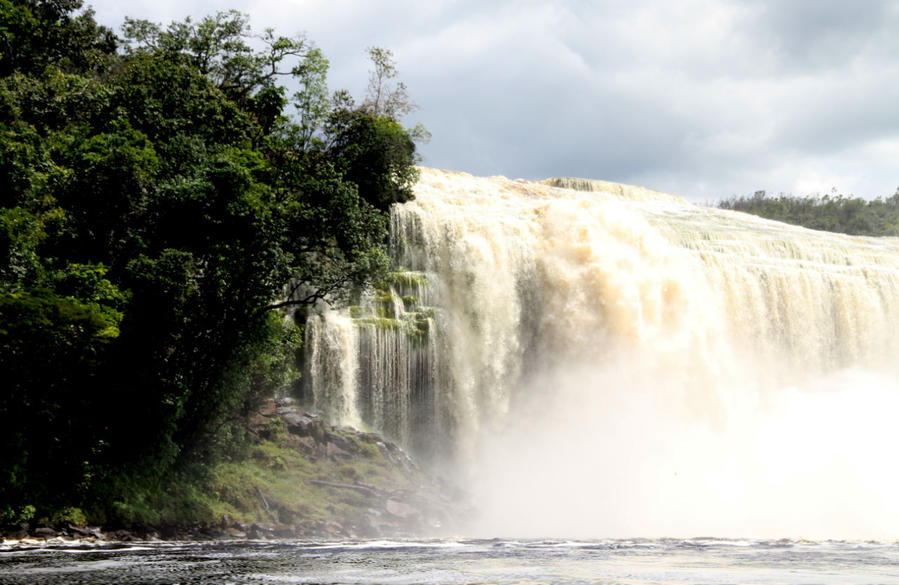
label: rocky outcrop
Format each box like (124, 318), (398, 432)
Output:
(243, 397), (473, 538)
(0, 398), (472, 544)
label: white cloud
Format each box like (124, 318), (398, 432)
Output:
(85, 0), (899, 200)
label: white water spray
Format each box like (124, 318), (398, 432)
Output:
(306, 168), (899, 539)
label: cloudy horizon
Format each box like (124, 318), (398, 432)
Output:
(86, 0), (899, 202)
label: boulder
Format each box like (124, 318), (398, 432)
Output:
(258, 398), (277, 417)
(275, 396), (297, 410)
(87, 527), (105, 539)
(325, 442), (350, 459)
(67, 524), (92, 537)
(247, 412), (269, 433)
(224, 527), (247, 539)
(295, 436), (316, 453)
(385, 499), (418, 520)
(281, 411), (321, 437)
(324, 431), (356, 453)
(111, 530), (137, 541)
(248, 522), (278, 539)
(33, 527), (58, 538)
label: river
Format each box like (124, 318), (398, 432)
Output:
(2, 538), (899, 584)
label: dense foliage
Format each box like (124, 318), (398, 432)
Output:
(0, 1), (421, 525)
(718, 190), (899, 237)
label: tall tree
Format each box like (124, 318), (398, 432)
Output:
(0, 3), (421, 524)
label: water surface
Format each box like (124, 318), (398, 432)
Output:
(2, 538), (898, 584)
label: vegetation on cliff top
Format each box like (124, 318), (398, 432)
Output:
(0, 0), (422, 528)
(718, 190), (899, 237)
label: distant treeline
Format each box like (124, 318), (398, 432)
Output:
(718, 190), (899, 237)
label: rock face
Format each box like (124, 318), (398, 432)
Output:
(241, 396), (473, 539)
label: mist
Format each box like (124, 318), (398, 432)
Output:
(472, 360), (899, 539)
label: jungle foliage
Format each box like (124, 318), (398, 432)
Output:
(0, 0), (421, 525)
(718, 190), (899, 237)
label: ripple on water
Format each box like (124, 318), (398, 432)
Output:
(2, 538), (899, 585)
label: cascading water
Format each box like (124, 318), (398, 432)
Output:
(304, 168), (899, 539)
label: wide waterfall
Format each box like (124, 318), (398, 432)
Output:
(304, 168), (899, 539)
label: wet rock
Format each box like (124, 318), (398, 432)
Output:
(295, 436), (316, 453)
(247, 412), (269, 433)
(87, 527), (104, 539)
(275, 396), (297, 410)
(279, 410), (302, 428)
(282, 434), (301, 449)
(224, 527), (247, 538)
(325, 442), (350, 459)
(111, 530), (137, 541)
(385, 499), (418, 520)
(258, 397), (277, 417)
(324, 432), (355, 453)
(67, 524), (92, 537)
(248, 522), (278, 539)
(281, 411), (321, 437)
(33, 527), (58, 538)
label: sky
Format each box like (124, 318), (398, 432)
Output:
(85, 0), (899, 202)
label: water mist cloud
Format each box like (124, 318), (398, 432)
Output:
(472, 361), (899, 540)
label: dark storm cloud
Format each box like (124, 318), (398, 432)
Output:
(89, 0), (899, 200)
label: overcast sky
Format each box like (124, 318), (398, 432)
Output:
(86, 0), (899, 201)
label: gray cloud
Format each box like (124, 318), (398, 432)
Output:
(87, 0), (899, 200)
(737, 0), (899, 72)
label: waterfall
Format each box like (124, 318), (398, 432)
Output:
(304, 167), (899, 538)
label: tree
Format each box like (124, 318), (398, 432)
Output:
(326, 109), (418, 211)
(0, 4), (422, 524)
(363, 47), (414, 119)
(361, 46), (430, 143)
(718, 190), (899, 237)
(0, 0), (116, 77)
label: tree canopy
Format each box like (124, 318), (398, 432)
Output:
(718, 190), (899, 237)
(0, 0), (423, 525)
